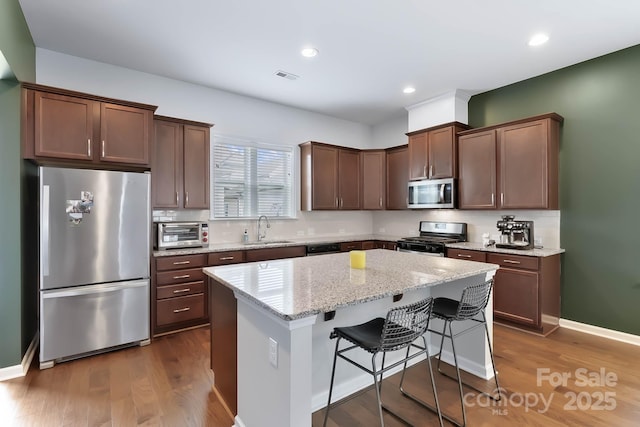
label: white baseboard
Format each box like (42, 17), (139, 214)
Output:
(560, 319), (640, 347)
(0, 363), (23, 382)
(0, 332), (38, 382)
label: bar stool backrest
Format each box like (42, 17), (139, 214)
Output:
(380, 297), (434, 352)
(455, 280), (493, 321)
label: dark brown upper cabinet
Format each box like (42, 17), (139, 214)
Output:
(458, 113), (562, 210)
(300, 142), (361, 211)
(22, 83), (156, 168)
(152, 116), (213, 209)
(361, 150), (386, 210)
(407, 122), (469, 180)
(385, 145), (409, 210)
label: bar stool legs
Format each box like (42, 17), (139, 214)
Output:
(434, 311), (502, 427)
(322, 297), (443, 427)
(425, 280), (501, 427)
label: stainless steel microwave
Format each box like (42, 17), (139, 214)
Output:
(407, 178), (455, 209)
(154, 222), (209, 250)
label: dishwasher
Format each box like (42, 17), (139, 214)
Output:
(305, 243), (341, 256)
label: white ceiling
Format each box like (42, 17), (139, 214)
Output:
(18, 0), (640, 125)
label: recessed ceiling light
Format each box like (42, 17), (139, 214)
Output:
(528, 33), (549, 47)
(301, 47), (319, 58)
(403, 86), (416, 94)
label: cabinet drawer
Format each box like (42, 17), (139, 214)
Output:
(245, 246), (306, 262)
(156, 281), (205, 300)
(340, 241), (363, 251)
(156, 254), (206, 271)
(487, 253), (539, 271)
(156, 268), (205, 286)
(375, 241), (397, 250)
(208, 250), (245, 266)
(156, 294), (205, 326)
(447, 249), (487, 262)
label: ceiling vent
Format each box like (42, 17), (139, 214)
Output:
(275, 70), (299, 81)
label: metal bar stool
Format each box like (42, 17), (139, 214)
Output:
(323, 297), (443, 427)
(428, 279), (501, 427)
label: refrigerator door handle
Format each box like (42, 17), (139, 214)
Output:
(41, 280), (148, 299)
(42, 184), (50, 277)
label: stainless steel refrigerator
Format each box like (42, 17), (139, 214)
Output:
(39, 167), (150, 369)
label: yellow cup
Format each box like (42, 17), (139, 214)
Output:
(349, 250), (366, 269)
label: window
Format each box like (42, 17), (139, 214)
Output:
(211, 135), (294, 219)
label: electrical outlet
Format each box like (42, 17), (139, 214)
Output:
(269, 337), (278, 367)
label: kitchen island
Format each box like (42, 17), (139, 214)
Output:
(204, 249), (498, 427)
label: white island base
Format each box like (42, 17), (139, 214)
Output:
(205, 250), (498, 427)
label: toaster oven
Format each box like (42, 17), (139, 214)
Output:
(154, 222), (209, 250)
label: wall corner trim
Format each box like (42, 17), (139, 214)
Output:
(559, 319), (640, 347)
(0, 332), (38, 382)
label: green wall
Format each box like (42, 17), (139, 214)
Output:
(469, 45), (640, 335)
(0, 0), (35, 369)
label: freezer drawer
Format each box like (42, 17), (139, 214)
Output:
(40, 279), (150, 364)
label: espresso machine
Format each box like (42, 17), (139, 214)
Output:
(496, 215), (534, 250)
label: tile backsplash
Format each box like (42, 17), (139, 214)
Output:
(372, 209), (561, 248)
(153, 210), (374, 244)
(153, 209), (561, 248)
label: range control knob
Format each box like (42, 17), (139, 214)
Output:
(202, 231), (208, 237)
(203, 237), (208, 242)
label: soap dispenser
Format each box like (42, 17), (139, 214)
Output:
(243, 228), (249, 243)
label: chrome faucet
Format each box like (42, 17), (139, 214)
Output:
(257, 215), (271, 241)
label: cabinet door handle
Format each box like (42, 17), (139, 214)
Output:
(173, 288), (191, 294)
(172, 260), (190, 265)
(173, 307), (191, 313)
(430, 164), (434, 177)
(423, 165), (427, 177)
(176, 191), (179, 205)
(491, 193), (495, 205)
(457, 254), (472, 258)
(87, 139), (91, 157)
(101, 140), (105, 158)
(219, 256), (235, 261)
(185, 192), (189, 206)
(501, 193), (504, 205)
(503, 259), (521, 264)
(173, 274), (191, 279)
(335, 197), (339, 207)
(379, 197), (383, 207)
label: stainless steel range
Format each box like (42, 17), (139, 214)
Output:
(397, 221), (467, 256)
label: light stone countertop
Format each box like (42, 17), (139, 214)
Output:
(445, 242), (565, 257)
(203, 249), (499, 321)
(153, 234), (402, 257)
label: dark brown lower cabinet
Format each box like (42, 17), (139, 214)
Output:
(447, 248), (561, 336)
(375, 241), (397, 250)
(210, 278), (237, 416)
(153, 253), (209, 337)
(492, 267), (539, 327)
(340, 241), (363, 251)
(244, 246), (306, 262)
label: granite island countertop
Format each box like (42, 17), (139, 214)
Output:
(203, 249), (498, 321)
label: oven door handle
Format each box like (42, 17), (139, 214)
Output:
(439, 183), (445, 203)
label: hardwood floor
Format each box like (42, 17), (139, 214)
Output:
(2, 325), (639, 426)
(1, 327), (232, 427)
